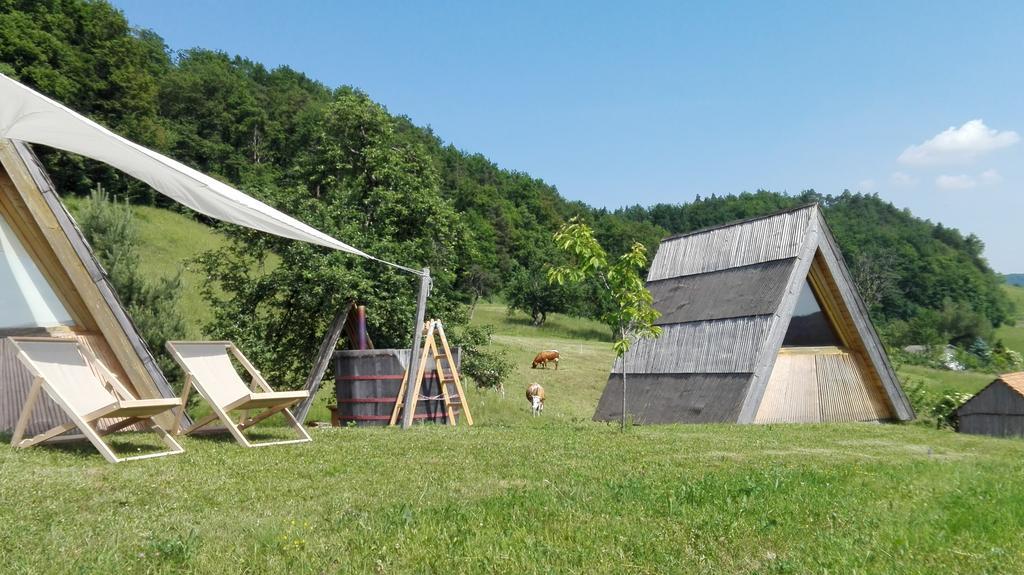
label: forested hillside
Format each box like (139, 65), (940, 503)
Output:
(0, 0), (1012, 383)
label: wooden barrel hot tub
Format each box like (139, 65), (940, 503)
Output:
(332, 348), (461, 426)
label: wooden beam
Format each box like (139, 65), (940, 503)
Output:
(293, 303), (353, 424)
(814, 211), (913, 421)
(738, 207), (821, 423)
(401, 269), (431, 429)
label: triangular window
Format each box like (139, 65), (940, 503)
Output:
(0, 213), (73, 329)
(782, 280), (841, 347)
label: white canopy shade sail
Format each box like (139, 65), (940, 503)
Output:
(0, 72), (370, 258)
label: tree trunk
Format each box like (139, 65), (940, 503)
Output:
(531, 309), (546, 326)
(621, 327), (628, 431)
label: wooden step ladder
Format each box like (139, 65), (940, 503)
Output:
(389, 320), (474, 427)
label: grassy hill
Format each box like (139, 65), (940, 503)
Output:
(994, 284), (1024, 352)
(63, 198), (281, 338)
(63, 198), (224, 337)
(10, 206), (1022, 572)
(466, 303), (615, 426)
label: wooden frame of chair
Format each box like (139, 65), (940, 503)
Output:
(9, 337), (184, 464)
(165, 341), (312, 448)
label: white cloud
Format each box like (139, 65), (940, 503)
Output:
(935, 169), (1005, 191)
(898, 119), (1019, 165)
(980, 168), (1003, 185)
(890, 171), (918, 187)
(857, 178), (876, 191)
(935, 174), (976, 190)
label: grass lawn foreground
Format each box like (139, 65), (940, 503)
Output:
(1, 423), (1023, 573)
(1, 303), (1024, 573)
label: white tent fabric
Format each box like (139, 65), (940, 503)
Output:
(0, 213), (73, 329)
(0, 72), (371, 258)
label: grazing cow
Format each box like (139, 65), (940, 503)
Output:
(531, 350), (560, 370)
(526, 383), (546, 416)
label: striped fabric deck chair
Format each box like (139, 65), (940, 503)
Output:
(165, 341), (311, 448)
(8, 337), (184, 463)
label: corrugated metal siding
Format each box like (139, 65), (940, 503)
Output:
(648, 258), (796, 325)
(754, 350), (892, 423)
(648, 207), (814, 281)
(0, 337), (68, 435)
(612, 316), (775, 374)
(817, 352), (890, 422)
(0, 334), (145, 435)
(594, 373), (752, 423)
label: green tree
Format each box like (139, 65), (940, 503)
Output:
(504, 264), (573, 326)
(197, 89), (469, 386)
(549, 218), (662, 429)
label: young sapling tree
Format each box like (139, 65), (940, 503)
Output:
(548, 217), (662, 429)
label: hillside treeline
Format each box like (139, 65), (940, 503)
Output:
(0, 0), (1012, 382)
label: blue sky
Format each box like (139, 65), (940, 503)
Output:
(113, 1), (1024, 271)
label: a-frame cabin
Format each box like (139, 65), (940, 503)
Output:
(594, 203), (914, 424)
(0, 138), (177, 435)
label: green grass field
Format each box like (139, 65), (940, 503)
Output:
(896, 365), (995, 395)
(3, 416), (1024, 573)
(994, 284), (1024, 352)
(4, 302), (1024, 573)
(7, 207), (1023, 573)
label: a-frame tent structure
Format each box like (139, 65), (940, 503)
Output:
(0, 138), (177, 435)
(0, 71), (435, 440)
(594, 203), (914, 424)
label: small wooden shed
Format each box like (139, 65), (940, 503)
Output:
(955, 372), (1024, 438)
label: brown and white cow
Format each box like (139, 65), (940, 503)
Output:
(526, 383), (546, 416)
(531, 350), (559, 370)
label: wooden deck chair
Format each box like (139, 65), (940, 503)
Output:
(165, 341), (311, 447)
(8, 337), (184, 463)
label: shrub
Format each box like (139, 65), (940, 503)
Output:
(932, 391), (973, 430)
(901, 379), (972, 430)
(455, 325), (513, 392)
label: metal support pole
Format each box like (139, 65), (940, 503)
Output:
(402, 268), (431, 429)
